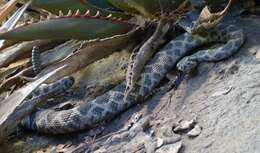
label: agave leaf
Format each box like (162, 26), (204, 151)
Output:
(0, 17), (133, 40)
(26, 0), (130, 18)
(87, 0), (115, 9)
(40, 40), (83, 66)
(0, 0), (33, 32)
(108, 0), (184, 19)
(0, 0), (20, 24)
(107, 0), (138, 14)
(0, 0), (33, 48)
(37, 30), (139, 83)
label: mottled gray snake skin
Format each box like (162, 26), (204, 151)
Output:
(21, 24), (244, 134)
(25, 76), (75, 101)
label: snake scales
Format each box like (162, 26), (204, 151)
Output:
(21, 24), (244, 134)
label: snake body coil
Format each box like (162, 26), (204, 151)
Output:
(21, 24), (244, 134)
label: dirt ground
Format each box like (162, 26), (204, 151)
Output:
(152, 17), (260, 153)
(0, 17), (260, 153)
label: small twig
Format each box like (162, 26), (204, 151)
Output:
(174, 0), (191, 14)
(70, 113), (144, 153)
(19, 75), (37, 82)
(0, 66), (33, 93)
(69, 128), (128, 153)
(153, 72), (186, 116)
(155, 90), (176, 116)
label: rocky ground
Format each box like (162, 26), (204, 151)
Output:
(0, 16), (260, 153)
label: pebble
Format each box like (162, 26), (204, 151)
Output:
(93, 148), (107, 153)
(155, 141), (182, 153)
(168, 141), (183, 153)
(157, 137), (164, 148)
(174, 119), (196, 132)
(211, 86), (233, 97)
(187, 124), (202, 137)
(255, 49), (260, 60)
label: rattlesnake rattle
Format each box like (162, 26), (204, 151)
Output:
(20, 23), (244, 134)
(31, 46), (42, 75)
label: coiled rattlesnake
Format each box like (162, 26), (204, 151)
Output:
(21, 24), (244, 134)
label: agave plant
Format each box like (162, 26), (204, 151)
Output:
(0, 0), (234, 95)
(0, 0), (194, 138)
(0, 0), (242, 143)
(0, 0), (185, 40)
(0, 0), (191, 89)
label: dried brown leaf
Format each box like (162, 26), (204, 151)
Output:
(191, 0), (233, 35)
(0, 0), (19, 24)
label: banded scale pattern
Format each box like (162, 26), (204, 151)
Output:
(21, 24), (244, 134)
(31, 46), (42, 75)
(25, 76), (75, 100)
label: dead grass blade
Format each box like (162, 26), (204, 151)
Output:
(0, 0), (19, 24)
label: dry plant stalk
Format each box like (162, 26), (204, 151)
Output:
(0, 30), (139, 93)
(37, 31), (139, 83)
(0, 0), (20, 24)
(0, 66), (33, 94)
(124, 18), (171, 101)
(191, 0), (233, 34)
(0, 40), (55, 67)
